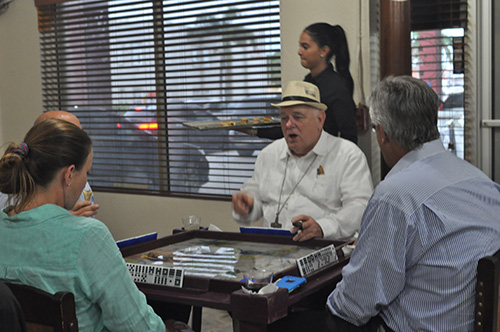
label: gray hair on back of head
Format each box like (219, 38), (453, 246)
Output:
(369, 75), (441, 150)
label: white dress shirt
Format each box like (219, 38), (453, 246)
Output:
(233, 131), (373, 240)
(0, 193), (8, 211)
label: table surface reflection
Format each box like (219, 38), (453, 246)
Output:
(125, 237), (324, 281)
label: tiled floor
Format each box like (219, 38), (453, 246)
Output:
(190, 307), (233, 332)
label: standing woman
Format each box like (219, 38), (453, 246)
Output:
(0, 119), (189, 332)
(299, 23), (357, 143)
(256, 23), (358, 144)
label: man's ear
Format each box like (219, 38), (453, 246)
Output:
(317, 110), (326, 128)
(378, 125), (390, 144)
(375, 124), (390, 145)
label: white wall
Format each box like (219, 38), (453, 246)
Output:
(0, 0), (373, 240)
(0, 0), (43, 145)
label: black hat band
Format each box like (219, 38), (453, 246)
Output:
(282, 96), (319, 103)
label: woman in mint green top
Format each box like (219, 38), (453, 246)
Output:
(0, 119), (181, 332)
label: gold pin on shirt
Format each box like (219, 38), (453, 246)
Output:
(317, 165), (324, 175)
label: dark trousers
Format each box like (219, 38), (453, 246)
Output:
(148, 299), (192, 323)
(268, 308), (394, 332)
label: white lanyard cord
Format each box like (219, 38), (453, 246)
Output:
(271, 154), (318, 228)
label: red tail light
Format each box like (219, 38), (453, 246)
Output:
(138, 123), (158, 130)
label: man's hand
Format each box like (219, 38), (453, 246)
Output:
(290, 215), (324, 242)
(71, 200), (100, 217)
(232, 192), (254, 216)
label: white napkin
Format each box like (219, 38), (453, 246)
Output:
(342, 245), (356, 257)
(241, 283), (279, 295)
(208, 224), (223, 232)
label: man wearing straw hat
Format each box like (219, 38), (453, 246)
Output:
(232, 81), (372, 241)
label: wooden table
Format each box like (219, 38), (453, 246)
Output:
(120, 230), (350, 332)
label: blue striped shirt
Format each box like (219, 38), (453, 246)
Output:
(328, 139), (500, 331)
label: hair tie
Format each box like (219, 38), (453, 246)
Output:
(11, 142), (29, 158)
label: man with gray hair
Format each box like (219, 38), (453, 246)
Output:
(270, 76), (500, 331)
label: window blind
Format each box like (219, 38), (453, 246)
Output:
(411, 0), (467, 31)
(410, 0), (468, 160)
(35, 0), (281, 199)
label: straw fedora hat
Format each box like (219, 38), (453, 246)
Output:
(271, 81), (327, 111)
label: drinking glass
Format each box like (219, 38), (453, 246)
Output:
(243, 268), (273, 292)
(182, 215), (201, 231)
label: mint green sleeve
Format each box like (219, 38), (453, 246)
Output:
(77, 221), (165, 332)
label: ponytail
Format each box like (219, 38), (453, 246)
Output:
(0, 143), (36, 212)
(331, 25), (354, 96)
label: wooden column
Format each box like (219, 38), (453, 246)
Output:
(380, 0), (412, 78)
(379, 0), (411, 177)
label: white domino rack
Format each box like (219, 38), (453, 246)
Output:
(296, 244), (338, 277)
(126, 263), (184, 288)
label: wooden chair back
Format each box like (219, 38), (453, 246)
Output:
(475, 249), (500, 332)
(5, 282), (78, 332)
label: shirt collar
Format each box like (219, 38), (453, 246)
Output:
(305, 63), (333, 83)
(386, 139), (446, 178)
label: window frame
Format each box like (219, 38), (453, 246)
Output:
(35, 0), (281, 200)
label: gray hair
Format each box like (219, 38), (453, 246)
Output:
(369, 76), (441, 150)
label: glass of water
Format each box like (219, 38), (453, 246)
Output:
(182, 215), (201, 231)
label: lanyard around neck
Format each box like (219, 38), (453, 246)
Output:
(271, 154), (318, 228)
